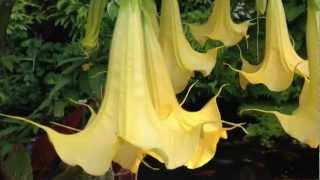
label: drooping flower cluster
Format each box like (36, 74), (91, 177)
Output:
(2, 0), (229, 175)
(243, 0), (319, 148)
(1, 0), (319, 177)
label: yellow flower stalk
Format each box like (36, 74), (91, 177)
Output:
(1, 0), (231, 175)
(81, 0), (107, 52)
(243, 1), (320, 148)
(256, 0), (268, 15)
(190, 0), (249, 47)
(228, 0), (309, 91)
(159, 0), (218, 93)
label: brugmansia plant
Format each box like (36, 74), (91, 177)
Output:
(0, 0), (239, 176)
(0, 0), (319, 178)
(227, 0), (309, 91)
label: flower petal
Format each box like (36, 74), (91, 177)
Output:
(160, 0), (218, 93)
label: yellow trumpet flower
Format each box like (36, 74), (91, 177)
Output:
(228, 0), (309, 91)
(1, 0), (230, 175)
(159, 0), (218, 93)
(190, 0), (249, 47)
(243, 1), (319, 148)
(114, 0), (227, 169)
(81, 0), (107, 52)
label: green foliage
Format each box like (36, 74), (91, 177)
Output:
(240, 103), (298, 147)
(1, 147), (33, 180)
(7, 0), (44, 40)
(284, 0), (306, 22)
(0, 0), (116, 145)
(49, 0), (90, 40)
(245, 114), (285, 147)
(48, 0), (117, 41)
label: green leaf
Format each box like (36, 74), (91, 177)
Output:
(88, 65), (106, 98)
(0, 126), (21, 139)
(54, 100), (68, 118)
(0, 142), (13, 157)
(57, 57), (85, 67)
(32, 77), (71, 115)
(0, 56), (16, 72)
(107, 1), (119, 20)
(1, 147), (33, 180)
(61, 62), (83, 74)
(285, 2), (305, 22)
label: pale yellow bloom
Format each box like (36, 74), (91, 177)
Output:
(160, 0), (218, 93)
(115, 0), (227, 169)
(244, 1), (319, 148)
(191, 0), (249, 47)
(228, 0), (309, 91)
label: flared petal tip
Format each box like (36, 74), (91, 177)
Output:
(305, 138), (320, 148)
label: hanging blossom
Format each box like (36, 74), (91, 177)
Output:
(243, 0), (319, 148)
(0, 0), (249, 176)
(81, 0), (107, 55)
(227, 0), (309, 91)
(159, 0), (218, 93)
(190, 0), (250, 47)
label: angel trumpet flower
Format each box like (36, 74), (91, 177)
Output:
(112, 0), (228, 169)
(0, 0), (231, 175)
(159, 0), (218, 93)
(190, 0), (249, 47)
(81, 0), (107, 52)
(243, 1), (320, 148)
(228, 0), (309, 91)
